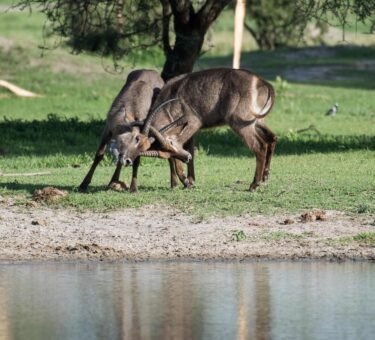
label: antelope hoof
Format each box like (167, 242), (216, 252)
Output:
(249, 183), (258, 192)
(129, 185), (138, 193)
(78, 184), (88, 193)
(262, 170), (270, 183)
(170, 181), (179, 189)
(183, 179), (193, 189)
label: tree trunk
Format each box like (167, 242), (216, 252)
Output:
(161, 28), (204, 81)
(161, 0), (231, 81)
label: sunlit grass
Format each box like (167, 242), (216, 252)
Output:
(0, 3), (374, 216)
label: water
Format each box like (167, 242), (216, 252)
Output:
(0, 261), (374, 340)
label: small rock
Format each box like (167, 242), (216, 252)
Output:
(108, 181), (128, 192)
(26, 201), (38, 208)
(31, 219), (48, 226)
(32, 187), (68, 202)
(300, 210), (327, 223)
(234, 180), (246, 184)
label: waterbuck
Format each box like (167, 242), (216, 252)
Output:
(116, 68), (276, 191)
(78, 69), (165, 192)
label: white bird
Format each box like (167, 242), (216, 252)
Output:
(325, 103), (339, 116)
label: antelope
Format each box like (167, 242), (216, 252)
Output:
(78, 69), (163, 192)
(79, 69), (195, 192)
(115, 68), (277, 191)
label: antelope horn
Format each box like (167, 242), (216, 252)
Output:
(140, 150), (161, 158)
(129, 120), (144, 128)
(149, 126), (177, 152)
(159, 115), (188, 134)
(115, 120), (144, 135)
(140, 150), (173, 159)
(142, 98), (179, 136)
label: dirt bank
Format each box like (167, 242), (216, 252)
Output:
(0, 198), (374, 262)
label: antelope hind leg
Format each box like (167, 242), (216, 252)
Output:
(169, 159), (179, 188)
(232, 123), (267, 191)
(255, 123), (277, 182)
(185, 138), (195, 185)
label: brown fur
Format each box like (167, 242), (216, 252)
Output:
(78, 69), (164, 192)
(119, 68), (277, 191)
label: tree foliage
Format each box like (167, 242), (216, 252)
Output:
(15, 0), (375, 76)
(245, 0), (321, 50)
(245, 0), (375, 50)
(297, 0), (375, 39)
(16, 0), (232, 79)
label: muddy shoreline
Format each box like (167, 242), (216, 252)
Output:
(0, 200), (374, 262)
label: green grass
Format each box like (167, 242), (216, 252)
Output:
(257, 231), (305, 241)
(329, 232), (375, 246)
(352, 232), (375, 245)
(0, 4), (374, 216)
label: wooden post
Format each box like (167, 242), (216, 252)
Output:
(233, 0), (246, 69)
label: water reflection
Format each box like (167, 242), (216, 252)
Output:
(0, 262), (374, 340)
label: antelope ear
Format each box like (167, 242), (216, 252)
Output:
(148, 137), (155, 144)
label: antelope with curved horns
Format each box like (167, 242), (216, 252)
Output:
(115, 68), (277, 192)
(77, 70), (162, 191)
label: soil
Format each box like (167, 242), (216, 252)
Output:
(0, 197), (374, 262)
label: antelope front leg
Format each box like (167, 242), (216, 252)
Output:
(129, 157), (141, 193)
(107, 161), (128, 191)
(174, 159), (192, 188)
(79, 132), (111, 192)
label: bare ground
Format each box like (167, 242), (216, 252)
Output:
(0, 197), (374, 262)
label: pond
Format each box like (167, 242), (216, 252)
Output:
(0, 261), (374, 340)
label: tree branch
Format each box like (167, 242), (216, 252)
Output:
(160, 0), (172, 54)
(168, 0), (193, 24)
(196, 0), (231, 31)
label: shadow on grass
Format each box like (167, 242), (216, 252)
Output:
(0, 182), (79, 194)
(0, 117), (374, 160)
(0, 181), (180, 195)
(197, 45), (375, 90)
(0, 115), (103, 156)
(196, 129), (375, 157)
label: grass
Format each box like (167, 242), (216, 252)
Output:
(352, 232), (375, 245)
(0, 3), (374, 217)
(231, 230), (247, 242)
(329, 232), (375, 246)
(257, 231), (304, 241)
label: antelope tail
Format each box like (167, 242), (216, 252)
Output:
(252, 82), (275, 119)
